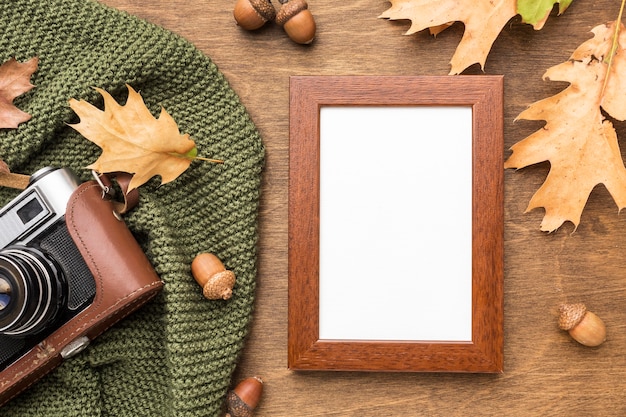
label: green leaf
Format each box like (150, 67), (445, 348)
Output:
(184, 147), (198, 159)
(517, 0), (574, 30)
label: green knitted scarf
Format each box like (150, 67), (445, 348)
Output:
(0, 1), (264, 416)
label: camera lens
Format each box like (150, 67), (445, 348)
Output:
(0, 277), (11, 311)
(0, 247), (66, 336)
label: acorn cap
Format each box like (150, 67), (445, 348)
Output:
(249, 0), (276, 22)
(191, 253), (237, 300)
(558, 303), (586, 330)
(202, 270), (236, 300)
(275, 0), (308, 25)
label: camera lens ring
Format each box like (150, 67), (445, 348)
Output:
(0, 275), (12, 311)
(0, 257), (27, 330)
(0, 246), (66, 336)
(3, 249), (53, 335)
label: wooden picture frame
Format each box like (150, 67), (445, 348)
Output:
(288, 75), (504, 372)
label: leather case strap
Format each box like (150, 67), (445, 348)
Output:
(92, 171), (139, 214)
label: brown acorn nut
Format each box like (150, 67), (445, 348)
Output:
(191, 253), (236, 300)
(233, 0), (276, 30)
(558, 303), (606, 347)
(275, 0), (316, 44)
(226, 376), (264, 417)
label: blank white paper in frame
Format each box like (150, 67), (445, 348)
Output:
(318, 105), (473, 342)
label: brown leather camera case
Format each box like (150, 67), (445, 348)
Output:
(0, 180), (163, 406)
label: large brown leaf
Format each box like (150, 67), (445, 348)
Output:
(69, 85), (197, 192)
(379, 0), (517, 74)
(505, 22), (626, 232)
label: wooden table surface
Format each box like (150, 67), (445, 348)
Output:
(100, 1), (626, 415)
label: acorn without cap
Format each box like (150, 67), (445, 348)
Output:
(233, 0), (277, 30)
(558, 303), (606, 347)
(276, 0), (316, 44)
(191, 253), (236, 300)
(226, 376), (264, 417)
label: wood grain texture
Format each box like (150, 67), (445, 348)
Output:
(287, 75), (503, 372)
(98, 0), (626, 415)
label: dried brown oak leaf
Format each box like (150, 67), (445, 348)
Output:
(505, 22), (626, 232)
(0, 159), (30, 190)
(379, 0), (517, 75)
(0, 57), (38, 128)
(69, 84), (197, 193)
(0, 160), (9, 174)
(379, 0), (574, 74)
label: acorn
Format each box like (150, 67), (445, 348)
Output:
(191, 253), (236, 300)
(233, 0), (277, 30)
(276, 0), (316, 44)
(226, 376), (264, 417)
(558, 303), (606, 347)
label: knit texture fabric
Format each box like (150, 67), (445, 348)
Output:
(0, 1), (264, 416)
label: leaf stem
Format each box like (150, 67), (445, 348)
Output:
(171, 149), (224, 164)
(194, 156), (224, 164)
(602, 0), (626, 97)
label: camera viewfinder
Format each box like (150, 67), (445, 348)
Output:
(17, 198), (44, 224)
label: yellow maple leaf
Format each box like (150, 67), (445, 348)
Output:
(69, 84), (197, 192)
(379, 0), (517, 74)
(505, 22), (626, 232)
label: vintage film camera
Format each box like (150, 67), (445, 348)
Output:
(0, 167), (163, 405)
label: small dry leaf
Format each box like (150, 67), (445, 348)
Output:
(0, 159), (30, 190)
(0, 160), (9, 174)
(69, 84), (197, 192)
(0, 57), (38, 128)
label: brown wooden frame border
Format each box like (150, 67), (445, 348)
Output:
(288, 75), (504, 372)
